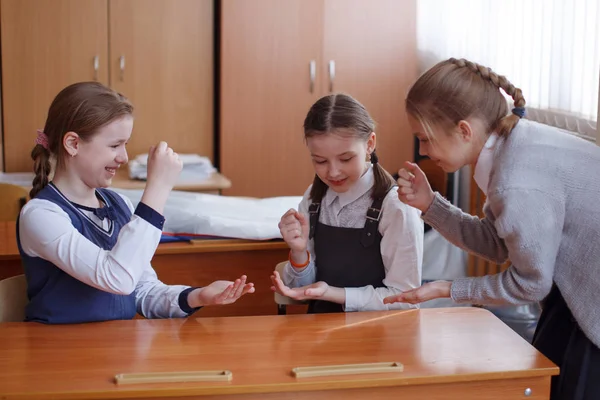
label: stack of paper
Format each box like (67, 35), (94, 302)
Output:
(128, 153), (216, 182)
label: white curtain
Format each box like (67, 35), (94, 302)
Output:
(417, 0), (600, 138)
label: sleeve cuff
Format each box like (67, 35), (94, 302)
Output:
(286, 259), (314, 276)
(178, 287), (203, 315)
(344, 287), (360, 312)
(134, 202), (165, 230)
(421, 192), (453, 229)
(450, 278), (473, 303)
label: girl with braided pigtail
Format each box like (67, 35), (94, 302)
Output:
(271, 94), (423, 314)
(384, 58), (600, 399)
(20, 82), (255, 324)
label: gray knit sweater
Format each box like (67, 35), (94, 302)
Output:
(423, 119), (600, 348)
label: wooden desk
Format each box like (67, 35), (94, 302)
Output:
(0, 308), (558, 399)
(0, 221), (290, 317)
(0, 170), (233, 194)
(111, 168), (232, 194)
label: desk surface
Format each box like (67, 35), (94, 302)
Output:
(0, 170), (233, 193)
(112, 168), (232, 192)
(0, 221), (286, 261)
(0, 308), (558, 399)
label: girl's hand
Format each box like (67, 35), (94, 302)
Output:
(145, 141), (183, 190)
(190, 275), (255, 307)
(270, 270), (328, 300)
(396, 161), (435, 213)
(140, 141), (183, 213)
(383, 281), (451, 305)
(278, 209), (310, 264)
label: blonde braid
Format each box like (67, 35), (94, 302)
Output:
(449, 58), (526, 135)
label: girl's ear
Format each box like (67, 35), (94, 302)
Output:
(457, 120), (474, 142)
(367, 132), (377, 154)
(63, 132), (80, 157)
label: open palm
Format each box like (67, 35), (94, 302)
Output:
(383, 280), (451, 305)
(270, 271), (328, 300)
(198, 276), (255, 305)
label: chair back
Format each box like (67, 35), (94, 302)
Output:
(274, 261), (307, 314)
(0, 183), (29, 221)
(0, 275), (28, 322)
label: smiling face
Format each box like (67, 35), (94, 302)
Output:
(306, 129), (374, 193)
(408, 114), (485, 173)
(405, 59), (516, 173)
(65, 116), (133, 189)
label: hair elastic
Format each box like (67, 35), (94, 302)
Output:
(370, 151), (379, 164)
(511, 107), (526, 118)
(35, 129), (49, 150)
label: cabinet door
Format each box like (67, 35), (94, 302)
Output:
(323, 0), (417, 173)
(1, 0), (109, 172)
(109, 0), (214, 161)
(220, 0), (323, 197)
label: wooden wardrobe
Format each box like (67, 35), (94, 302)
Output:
(220, 0), (418, 197)
(0, 0), (213, 172)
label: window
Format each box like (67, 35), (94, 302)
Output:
(417, 0), (600, 141)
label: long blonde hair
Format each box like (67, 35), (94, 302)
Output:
(406, 58), (526, 140)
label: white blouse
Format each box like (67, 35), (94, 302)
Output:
(283, 165), (423, 311)
(19, 191), (190, 318)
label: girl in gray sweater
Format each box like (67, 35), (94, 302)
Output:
(384, 58), (600, 400)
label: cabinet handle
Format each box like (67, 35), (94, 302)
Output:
(309, 60), (316, 93)
(119, 55), (126, 81)
(328, 60), (335, 92)
(93, 55), (99, 81)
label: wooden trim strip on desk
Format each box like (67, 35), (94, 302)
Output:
(292, 362), (404, 378)
(115, 370), (233, 385)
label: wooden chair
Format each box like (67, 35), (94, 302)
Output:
(273, 261), (306, 315)
(0, 183), (29, 221)
(0, 275), (28, 322)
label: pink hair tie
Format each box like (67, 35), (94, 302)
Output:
(35, 129), (49, 150)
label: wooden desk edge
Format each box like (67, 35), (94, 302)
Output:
(0, 241), (287, 261)
(0, 225), (286, 261)
(112, 170), (232, 191)
(10, 172), (233, 192)
(8, 367), (559, 400)
(155, 239), (288, 255)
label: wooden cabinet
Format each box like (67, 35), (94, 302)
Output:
(0, 0), (109, 172)
(220, 0), (323, 198)
(109, 0), (213, 162)
(221, 0), (417, 197)
(322, 0), (417, 184)
(0, 0), (213, 172)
